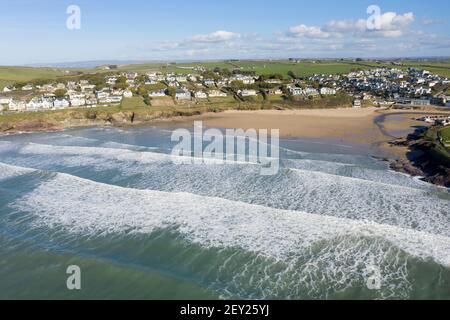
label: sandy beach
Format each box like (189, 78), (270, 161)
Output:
(174, 107), (450, 159)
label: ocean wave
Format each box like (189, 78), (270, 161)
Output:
(0, 162), (35, 182)
(9, 169), (450, 267)
(2, 142), (447, 236)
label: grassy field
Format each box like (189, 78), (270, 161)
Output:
(440, 126), (450, 146)
(0, 66), (86, 89)
(117, 60), (373, 78)
(121, 96), (147, 108)
(2, 60), (449, 91)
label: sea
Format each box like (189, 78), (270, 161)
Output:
(0, 125), (449, 300)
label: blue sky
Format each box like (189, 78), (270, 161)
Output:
(1, 0), (449, 65)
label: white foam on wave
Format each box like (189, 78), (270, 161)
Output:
(10, 171), (450, 268)
(0, 162), (35, 182)
(11, 142), (450, 237)
(19, 143), (259, 165)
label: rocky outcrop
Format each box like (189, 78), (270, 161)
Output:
(389, 128), (450, 188)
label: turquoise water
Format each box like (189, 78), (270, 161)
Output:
(0, 126), (449, 300)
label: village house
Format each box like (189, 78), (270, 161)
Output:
(53, 98), (70, 109)
(22, 84), (33, 91)
(288, 86), (303, 96)
(267, 88), (283, 95)
(80, 84), (96, 93)
(175, 89), (192, 100)
(194, 91), (208, 99)
(176, 75), (187, 83)
(305, 87), (319, 96)
(240, 89), (257, 97)
(144, 79), (158, 85)
(203, 79), (215, 87)
(8, 99), (26, 112)
(26, 97), (53, 111)
(123, 90), (133, 98)
(320, 87), (336, 95)
(106, 77), (117, 85)
(38, 84), (56, 94)
(149, 90), (166, 97)
(99, 96), (123, 104)
(208, 90), (227, 98)
(3, 86), (14, 93)
(69, 95), (86, 107)
(0, 96), (12, 106)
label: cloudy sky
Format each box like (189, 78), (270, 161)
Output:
(1, 0), (449, 65)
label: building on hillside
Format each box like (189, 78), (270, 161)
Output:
(175, 89), (192, 100)
(240, 89), (257, 97)
(208, 90), (227, 98)
(149, 90), (166, 97)
(8, 99), (27, 112)
(320, 87), (336, 95)
(288, 86), (303, 96)
(203, 79), (215, 87)
(53, 98), (70, 109)
(22, 84), (33, 91)
(194, 91), (208, 99)
(123, 90), (133, 98)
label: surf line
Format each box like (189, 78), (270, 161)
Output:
(171, 121), (280, 176)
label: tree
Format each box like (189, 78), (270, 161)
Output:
(288, 71), (297, 80)
(137, 86), (148, 97)
(54, 89), (67, 98)
(166, 87), (176, 98)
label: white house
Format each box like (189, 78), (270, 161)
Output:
(243, 79), (255, 85)
(195, 91), (208, 99)
(203, 79), (215, 87)
(22, 84), (33, 91)
(96, 91), (110, 99)
(149, 90), (166, 97)
(26, 97), (53, 111)
(80, 84), (96, 93)
(106, 77), (117, 85)
(240, 89), (257, 97)
(305, 87), (319, 96)
(176, 75), (187, 83)
(0, 96), (12, 105)
(208, 90), (227, 98)
(8, 100), (26, 112)
(53, 98), (70, 109)
(288, 86), (303, 96)
(70, 97), (86, 107)
(175, 89), (192, 100)
(320, 87), (336, 95)
(123, 90), (133, 98)
(3, 86), (13, 93)
(99, 96), (122, 104)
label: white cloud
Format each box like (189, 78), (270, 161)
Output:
(188, 30), (241, 43)
(288, 24), (330, 39)
(289, 12), (415, 40)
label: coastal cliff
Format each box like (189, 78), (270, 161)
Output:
(390, 126), (450, 188)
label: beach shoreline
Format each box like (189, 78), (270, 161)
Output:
(1, 106), (449, 186)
